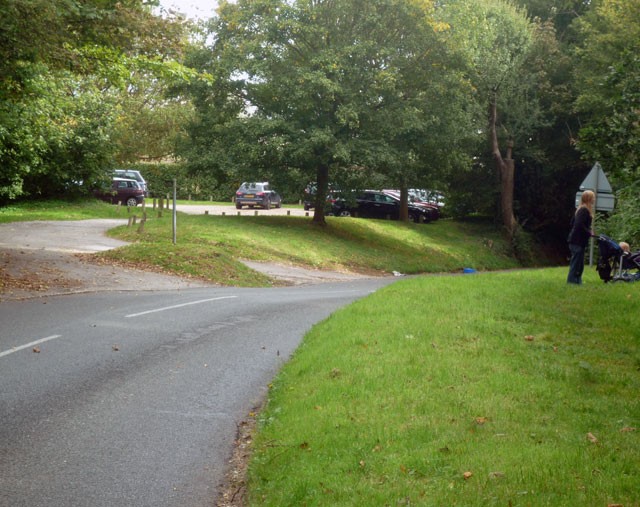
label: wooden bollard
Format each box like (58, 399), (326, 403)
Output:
(127, 216), (134, 227)
(205, 210), (209, 215)
(254, 210), (258, 216)
(287, 210), (291, 216)
(222, 212), (226, 216)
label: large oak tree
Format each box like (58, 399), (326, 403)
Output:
(188, 0), (467, 224)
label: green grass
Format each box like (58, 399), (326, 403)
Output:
(2, 199), (523, 286)
(2, 200), (637, 504)
(97, 212), (523, 285)
(0, 199), (130, 222)
(247, 268), (640, 506)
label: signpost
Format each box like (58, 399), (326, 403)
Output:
(575, 162), (615, 212)
(575, 162), (615, 265)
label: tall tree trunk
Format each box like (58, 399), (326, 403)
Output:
(399, 185), (409, 222)
(312, 164), (329, 225)
(489, 93), (517, 237)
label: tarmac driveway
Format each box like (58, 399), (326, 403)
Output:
(0, 219), (214, 301)
(0, 218), (372, 301)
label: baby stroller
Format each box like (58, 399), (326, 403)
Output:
(597, 234), (640, 282)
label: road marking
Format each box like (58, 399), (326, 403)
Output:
(0, 335), (62, 359)
(125, 296), (238, 318)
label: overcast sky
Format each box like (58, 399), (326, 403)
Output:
(157, 0), (219, 20)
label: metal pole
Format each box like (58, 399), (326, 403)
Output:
(172, 179), (177, 245)
(589, 170), (600, 266)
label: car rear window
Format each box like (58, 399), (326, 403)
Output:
(240, 183), (265, 191)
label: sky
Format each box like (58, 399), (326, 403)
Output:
(157, 0), (219, 20)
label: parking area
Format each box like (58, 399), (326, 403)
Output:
(174, 204), (311, 217)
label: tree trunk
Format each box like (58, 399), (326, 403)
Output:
(489, 93), (517, 237)
(399, 185), (409, 222)
(312, 164), (329, 225)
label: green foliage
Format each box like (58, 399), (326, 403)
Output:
(247, 268), (640, 505)
(0, 0), (197, 203)
(186, 0), (474, 222)
(573, 0), (640, 249)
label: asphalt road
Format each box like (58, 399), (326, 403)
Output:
(1, 276), (394, 507)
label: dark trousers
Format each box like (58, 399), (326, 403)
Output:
(567, 243), (586, 284)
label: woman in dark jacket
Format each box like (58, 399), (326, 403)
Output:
(567, 190), (595, 284)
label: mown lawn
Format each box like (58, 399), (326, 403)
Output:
(246, 268), (639, 506)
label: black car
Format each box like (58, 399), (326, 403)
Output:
(331, 190), (432, 223)
(303, 182), (341, 211)
(235, 182), (282, 209)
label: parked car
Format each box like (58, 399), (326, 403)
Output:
(113, 169), (148, 196)
(331, 190), (433, 223)
(95, 178), (145, 207)
(383, 189), (440, 221)
(235, 182), (282, 209)
(303, 182), (341, 211)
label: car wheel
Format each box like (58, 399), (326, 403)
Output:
(265, 199), (271, 210)
(276, 200), (282, 209)
(338, 210), (352, 217)
(303, 204), (310, 211)
(236, 203), (242, 209)
(126, 197), (139, 207)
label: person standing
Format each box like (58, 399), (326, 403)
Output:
(567, 190), (596, 284)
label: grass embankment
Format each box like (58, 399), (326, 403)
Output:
(247, 268), (639, 506)
(1, 199), (522, 284)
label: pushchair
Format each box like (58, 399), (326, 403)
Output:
(596, 234), (640, 282)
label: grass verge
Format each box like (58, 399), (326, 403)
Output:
(246, 268), (639, 506)
(97, 212), (525, 286)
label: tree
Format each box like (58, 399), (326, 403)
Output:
(440, 0), (542, 237)
(187, 0), (465, 224)
(573, 0), (640, 244)
(0, 0), (195, 201)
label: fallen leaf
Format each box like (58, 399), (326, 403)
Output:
(620, 427), (636, 433)
(32, 347), (40, 353)
(607, 504), (623, 507)
(463, 471), (473, 480)
(359, 460), (366, 468)
(112, 345), (120, 351)
(475, 417), (488, 425)
(587, 432), (598, 444)
(489, 471), (505, 479)
(524, 335), (534, 341)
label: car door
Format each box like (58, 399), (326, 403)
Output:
(377, 193), (399, 219)
(357, 192), (378, 217)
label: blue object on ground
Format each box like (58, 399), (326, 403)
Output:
(463, 268), (477, 274)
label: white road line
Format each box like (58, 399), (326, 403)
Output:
(0, 335), (62, 359)
(125, 296), (238, 318)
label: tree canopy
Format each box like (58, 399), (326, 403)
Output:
(185, 0), (473, 223)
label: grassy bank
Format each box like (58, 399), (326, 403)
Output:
(1, 199), (528, 285)
(99, 211), (529, 285)
(246, 268), (639, 506)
